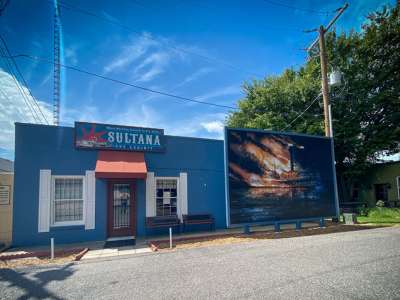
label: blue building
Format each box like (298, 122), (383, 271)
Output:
(12, 122), (226, 246)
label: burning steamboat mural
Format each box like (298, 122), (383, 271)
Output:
(226, 128), (337, 224)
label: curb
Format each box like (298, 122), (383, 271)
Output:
(74, 248), (89, 261)
(148, 242), (159, 252)
(0, 248), (87, 261)
(147, 223), (376, 250)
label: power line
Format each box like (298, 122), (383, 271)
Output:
(0, 47), (41, 123)
(262, 0), (336, 15)
(0, 36), (50, 124)
(0, 35), (50, 124)
(51, 0), (265, 78)
(0, 86), (29, 123)
(5, 53), (238, 110)
(282, 92), (322, 131)
(0, 46), (41, 123)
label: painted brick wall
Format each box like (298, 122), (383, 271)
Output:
(13, 123), (226, 246)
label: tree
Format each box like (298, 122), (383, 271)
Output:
(226, 5), (400, 202)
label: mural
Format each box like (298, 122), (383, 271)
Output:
(226, 128), (337, 225)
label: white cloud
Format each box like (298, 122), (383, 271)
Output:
(65, 45), (79, 65)
(61, 102), (161, 130)
(166, 113), (226, 140)
(39, 69), (52, 87)
(103, 33), (158, 74)
(0, 69), (53, 152)
(133, 52), (171, 82)
(173, 67), (214, 90)
(100, 11), (120, 24)
(201, 120), (224, 134)
(61, 98), (226, 141)
(104, 32), (202, 86)
(196, 84), (242, 101)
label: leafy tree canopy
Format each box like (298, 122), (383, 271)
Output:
(227, 5), (400, 199)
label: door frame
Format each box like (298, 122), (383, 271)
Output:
(374, 183), (389, 202)
(107, 179), (136, 238)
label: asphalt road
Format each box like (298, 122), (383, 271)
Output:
(1, 226), (400, 300)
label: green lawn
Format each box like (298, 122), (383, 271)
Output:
(357, 208), (400, 224)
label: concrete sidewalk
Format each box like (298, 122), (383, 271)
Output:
(81, 245), (152, 260)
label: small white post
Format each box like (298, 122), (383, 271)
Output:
(50, 238), (54, 259)
(169, 227), (173, 249)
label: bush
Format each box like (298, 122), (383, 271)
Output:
(368, 207), (400, 219)
(357, 206), (369, 216)
(376, 200), (385, 207)
(357, 207), (400, 224)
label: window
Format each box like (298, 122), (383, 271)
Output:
(52, 176), (85, 226)
(374, 183), (388, 202)
(351, 183), (359, 201)
(397, 177), (400, 200)
(156, 178), (178, 216)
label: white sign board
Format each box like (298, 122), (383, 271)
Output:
(163, 191), (171, 204)
(0, 185), (10, 205)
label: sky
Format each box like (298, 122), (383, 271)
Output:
(0, 0), (394, 160)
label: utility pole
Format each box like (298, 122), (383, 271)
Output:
(319, 25), (330, 137)
(307, 3), (349, 137)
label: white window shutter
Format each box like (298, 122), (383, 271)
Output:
(85, 170), (96, 230)
(179, 172), (188, 220)
(146, 172), (155, 217)
(38, 169), (51, 233)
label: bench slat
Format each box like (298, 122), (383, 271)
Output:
(146, 216), (180, 228)
(182, 214), (215, 232)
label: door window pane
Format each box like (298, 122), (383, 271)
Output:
(113, 184), (130, 229)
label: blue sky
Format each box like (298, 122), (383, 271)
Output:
(0, 0), (394, 160)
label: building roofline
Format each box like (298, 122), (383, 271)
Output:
(15, 122), (223, 142)
(373, 160), (400, 166)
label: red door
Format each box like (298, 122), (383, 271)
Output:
(107, 181), (136, 237)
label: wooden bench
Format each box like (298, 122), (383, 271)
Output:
(386, 200), (400, 208)
(340, 201), (367, 213)
(182, 214), (215, 232)
(146, 216), (181, 231)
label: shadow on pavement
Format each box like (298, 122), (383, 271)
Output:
(0, 263), (75, 300)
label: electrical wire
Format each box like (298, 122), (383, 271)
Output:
(4, 53), (238, 110)
(282, 92), (322, 131)
(282, 82), (348, 132)
(0, 35), (50, 124)
(262, 0), (336, 15)
(51, 0), (265, 78)
(0, 47), (41, 123)
(0, 85), (29, 123)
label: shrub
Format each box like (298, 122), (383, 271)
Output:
(357, 206), (369, 216)
(368, 207), (400, 219)
(376, 200), (385, 207)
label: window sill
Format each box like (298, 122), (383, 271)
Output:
(50, 225), (85, 232)
(50, 223), (85, 231)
